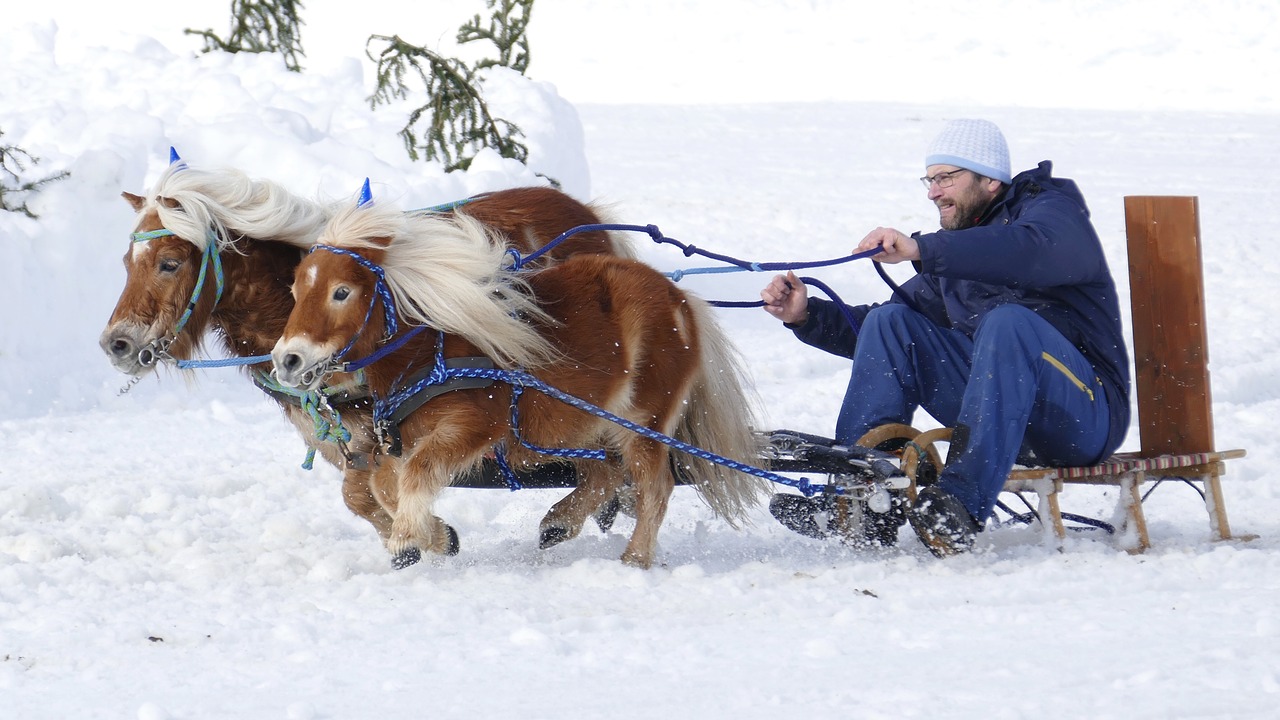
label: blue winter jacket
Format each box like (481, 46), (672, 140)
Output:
(791, 161), (1131, 454)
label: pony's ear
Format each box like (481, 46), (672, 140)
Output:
(168, 146), (189, 172)
(356, 178), (373, 208)
(122, 191), (146, 212)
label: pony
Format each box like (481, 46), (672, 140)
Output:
(99, 153), (630, 547)
(270, 193), (766, 568)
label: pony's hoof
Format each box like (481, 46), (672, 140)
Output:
(392, 547), (421, 569)
(620, 550), (653, 569)
(593, 494), (621, 533)
(539, 526), (570, 550)
(444, 525), (460, 556)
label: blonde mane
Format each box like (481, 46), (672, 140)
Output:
(146, 164), (334, 252)
(317, 201), (559, 369)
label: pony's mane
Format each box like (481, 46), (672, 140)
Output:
(147, 164), (334, 252)
(319, 201), (559, 369)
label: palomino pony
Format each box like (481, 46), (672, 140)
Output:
(270, 194), (766, 568)
(99, 155), (630, 546)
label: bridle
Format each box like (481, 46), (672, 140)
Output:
(277, 244), (421, 388)
(129, 227), (225, 368)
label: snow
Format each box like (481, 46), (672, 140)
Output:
(2, 2), (1279, 718)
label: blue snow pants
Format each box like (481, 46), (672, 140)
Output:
(834, 303), (1111, 524)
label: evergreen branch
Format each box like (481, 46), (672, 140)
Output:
(458, 0), (532, 73)
(366, 34), (527, 171)
(186, 0), (307, 72)
(1, 133), (69, 219)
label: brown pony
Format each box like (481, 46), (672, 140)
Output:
(270, 195), (766, 568)
(99, 158), (630, 546)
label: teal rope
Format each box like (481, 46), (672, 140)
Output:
(131, 229), (177, 242)
(177, 354), (271, 369)
(299, 393), (352, 470)
(666, 264), (762, 281)
(255, 371), (357, 469)
(405, 197), (476, 214)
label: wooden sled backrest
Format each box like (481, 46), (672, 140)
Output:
(1123, 196), (1215, 455)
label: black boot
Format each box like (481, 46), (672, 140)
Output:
(908, 486), (980, 557)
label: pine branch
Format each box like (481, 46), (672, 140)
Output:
(457, 0), (532, 73)
(186, 0), (307, 72)
(0, 133), (69, 219)
(366, 34), (527, 171)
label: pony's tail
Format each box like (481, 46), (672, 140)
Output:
(672, 296), (769, 527)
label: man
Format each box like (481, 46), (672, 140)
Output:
(761, 119), (1130, 556)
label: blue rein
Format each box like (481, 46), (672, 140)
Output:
(374, 331), (844, 497)
(507, 221), (880, 274)
(506, 222), (875, 335)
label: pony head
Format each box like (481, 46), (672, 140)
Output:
(100, 157), (331, 377)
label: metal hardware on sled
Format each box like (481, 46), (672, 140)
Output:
(759, 429), (909, 503)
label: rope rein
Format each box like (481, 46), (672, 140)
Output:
(369, 332), (860, 497)
(505, 222), (875, 329)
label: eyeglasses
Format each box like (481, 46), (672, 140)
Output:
(919, 168), (971, 190)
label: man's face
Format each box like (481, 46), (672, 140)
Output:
(926, 165), (1002, 230)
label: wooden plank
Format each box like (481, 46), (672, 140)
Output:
(1123, 196), (1215, 455)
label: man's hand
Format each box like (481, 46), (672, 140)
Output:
(858, 227), (919, 264)
(760, 270), (808, 325)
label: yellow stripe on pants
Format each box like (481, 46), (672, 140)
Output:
(1041, 351), (1095, 401)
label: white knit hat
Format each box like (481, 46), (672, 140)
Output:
(925, 119), (1011, 184)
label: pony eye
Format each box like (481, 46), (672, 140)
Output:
(159, 258), (181, 273)
(333, 286), (351, 302)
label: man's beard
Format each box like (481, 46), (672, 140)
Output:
(939, 191), (989, 231)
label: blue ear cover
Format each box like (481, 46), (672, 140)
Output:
(168, 146), (189, 172)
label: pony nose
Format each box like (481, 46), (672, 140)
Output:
(103, 334), (136, 360)
(280, 352), (304, 373)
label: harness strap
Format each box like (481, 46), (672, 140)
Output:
(385, 357), (496, 427)
(508, 384), (606, 461)
(375, 350), (497, 457)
